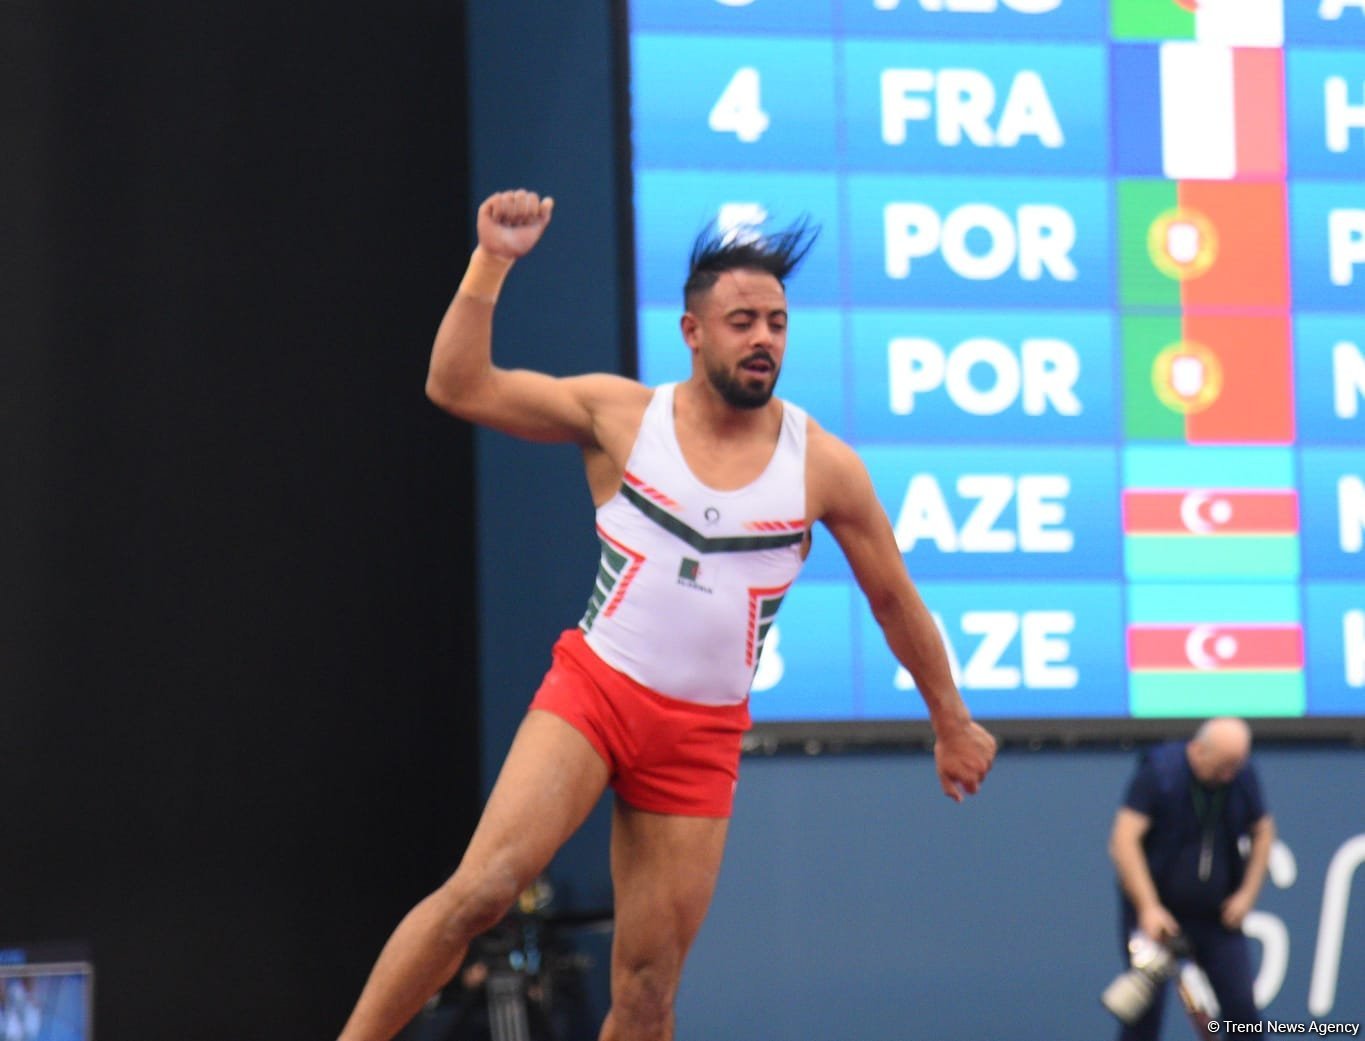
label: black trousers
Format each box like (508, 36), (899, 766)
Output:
(1116, 901), (1259, 1041)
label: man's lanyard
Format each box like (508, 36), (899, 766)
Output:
(1191, 783), (1227, 882)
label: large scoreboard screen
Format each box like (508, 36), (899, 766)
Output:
(624, 0), (1365, 740)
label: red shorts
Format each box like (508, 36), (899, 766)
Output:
(529, 628), (751, 818)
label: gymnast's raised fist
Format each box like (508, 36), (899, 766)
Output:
(477, 189), (555, 261)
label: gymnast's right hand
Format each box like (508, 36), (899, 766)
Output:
(477, 189), (555, 261)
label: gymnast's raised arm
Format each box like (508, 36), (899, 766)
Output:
(425, 188), (645, 447)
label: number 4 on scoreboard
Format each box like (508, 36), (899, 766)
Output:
(709, 67), (770, 143)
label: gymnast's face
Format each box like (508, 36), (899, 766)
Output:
(681, 269), (788, 410)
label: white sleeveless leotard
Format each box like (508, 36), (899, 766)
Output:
(579, 383), (808, 706)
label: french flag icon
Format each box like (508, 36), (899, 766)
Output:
(1112, 43), (1286, 183)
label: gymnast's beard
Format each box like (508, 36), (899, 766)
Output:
(706, 354), (779, 410)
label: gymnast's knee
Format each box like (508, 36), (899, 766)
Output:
(433, 862), (526, 942)
(609, 960), (679, 1039)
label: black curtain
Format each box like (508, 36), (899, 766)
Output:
(2, 3), (480, 1038)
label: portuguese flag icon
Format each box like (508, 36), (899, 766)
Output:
(1119, 178), (1295, 444)
(1111, 0), (1283, 47)
(1118, 180), (1289, 311)
(1121, 313), (1294, 443)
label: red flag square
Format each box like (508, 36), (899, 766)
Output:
(1179, 182), (1289, 312)
(1183, 314), (1295, 443)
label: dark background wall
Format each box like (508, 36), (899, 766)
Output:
(4, 3), (480, 1038)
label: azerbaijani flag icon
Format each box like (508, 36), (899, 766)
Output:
(1126, 583), (1305, 718)
(1123, 447), (1301, 578)
(1128, 625), (1304, 671)
(1112, 44), (1285, 181)
(1124, 491), (1300, 578)
(1112, 0), (1284, 47)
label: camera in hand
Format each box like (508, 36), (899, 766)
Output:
(1101, 931), (1193, 1025)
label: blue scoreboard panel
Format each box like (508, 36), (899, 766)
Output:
(625, 0), (1365, 738)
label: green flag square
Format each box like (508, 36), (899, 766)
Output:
(1111, 0), (1196, 41)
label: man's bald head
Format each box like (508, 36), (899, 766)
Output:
(1187, 717), (1253, 787)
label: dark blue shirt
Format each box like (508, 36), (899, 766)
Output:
(1122, 742), (1268, 919)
